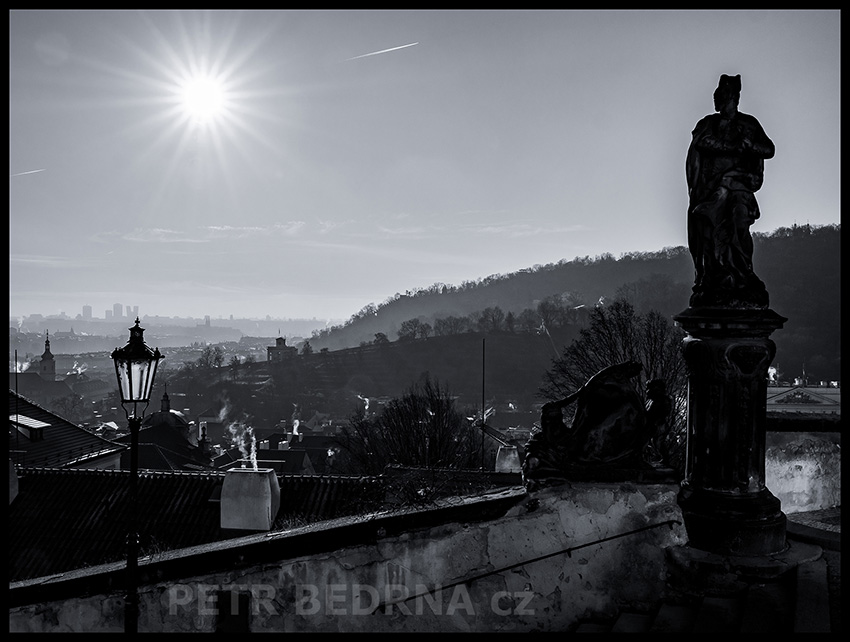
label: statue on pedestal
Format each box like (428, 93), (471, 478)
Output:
(686, 74), (775, 309)
(675, 75), (789, 556)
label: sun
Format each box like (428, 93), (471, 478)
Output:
(179, 74), (228, 125)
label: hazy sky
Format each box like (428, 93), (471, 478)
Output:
(9, 10), (840, 323)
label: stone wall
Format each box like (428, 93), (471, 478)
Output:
(9, 483), (686, 633)
(766, 432), (841, 514)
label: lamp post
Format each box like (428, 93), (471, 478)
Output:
(111, 318), (162, 634)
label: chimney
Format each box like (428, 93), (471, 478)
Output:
(220, 468), (281, 532)
(495, 446), (521, 473)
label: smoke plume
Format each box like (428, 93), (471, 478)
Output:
(226, 420), (257, 470)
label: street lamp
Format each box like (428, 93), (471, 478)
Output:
(111, 318), (162, 634)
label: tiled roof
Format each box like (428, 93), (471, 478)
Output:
(274, 474), (385, 524)
(9, 466), (387, 583)
(213, 446), (318, 474)
(8, 373), (72, 401)
(129, 442), (216, 471)
(113, 417), (211, 471)
(9, 467), (224, 583)
(9, 390), (125, 467)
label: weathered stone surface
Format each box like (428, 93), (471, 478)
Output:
(766, 432), (841, 513)
(674, 308), (787, 556)
(9, 484), (686, 632)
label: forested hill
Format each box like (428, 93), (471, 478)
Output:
(307, 224), (840, 381)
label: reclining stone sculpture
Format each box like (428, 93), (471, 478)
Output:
(522, 361), (670, 489)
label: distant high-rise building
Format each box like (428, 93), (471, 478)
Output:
(82, 305), (92, 320)
(131, 305), (139, 320)
(113, 303), (123, 319)
(205, 315), (211, 327)
(105, 310), (113, 320)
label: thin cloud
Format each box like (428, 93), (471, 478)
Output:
(272, 221), (307, 235)
(10, 254), (94, 268)
(123, 228), (210, 243)
(202, 223), (306, 239)
(474, 223), (589, 237)
(205, 225), (268, 239)
(374, 224), (431, 238)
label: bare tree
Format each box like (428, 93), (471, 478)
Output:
(477, 306), (506, 333)
(416, 322), (433, 340)
(537, 296), (567, 330)
(332, 375), (480, 476)
(434, 315), (471, 336)
(516, 308), (540, 334)
(398, 318), (422, 342)
(228, 355), (241, 381)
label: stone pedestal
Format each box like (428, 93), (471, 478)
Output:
(673, 308), (787, 556)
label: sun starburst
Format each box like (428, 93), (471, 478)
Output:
(178, 74), (229, 126)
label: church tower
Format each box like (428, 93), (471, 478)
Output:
(160, 384), (171, 412)
(38, 331), (56, 381)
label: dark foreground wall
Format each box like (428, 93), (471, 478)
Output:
(9, 483), (685, 632)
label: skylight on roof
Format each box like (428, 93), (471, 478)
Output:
(10, 415), (51, 429)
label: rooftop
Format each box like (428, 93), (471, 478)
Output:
(8, 465), (386, 583)
(9, 390), (125, 468)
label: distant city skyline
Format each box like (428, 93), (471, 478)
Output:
(10, 304), (334, 323)
(10, 11), (840, 322)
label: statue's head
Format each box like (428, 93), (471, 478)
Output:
(718, 74), (741, 94)
(713, 74), (741, 113)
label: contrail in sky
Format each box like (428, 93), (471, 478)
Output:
(10, 169), (45, 177)
(345, 42), (419, 61)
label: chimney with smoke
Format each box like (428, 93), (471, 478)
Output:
(220, 468), (281, 532)
(495, 446), (521, 473)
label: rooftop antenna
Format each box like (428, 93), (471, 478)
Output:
(15, 349), (19, 454)
(481, 337), (486, 470)
(540, 320), (560, 360)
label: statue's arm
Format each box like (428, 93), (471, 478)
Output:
(693, 115), (774, 159)
(739, 117), (775, 159)
(694, 130), (740, 155)
(691, 117), (736, 154)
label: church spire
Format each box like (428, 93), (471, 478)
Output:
(160, 382), (171, 412)
(41, 330), (53, 360)
(39, 330), (56, 381)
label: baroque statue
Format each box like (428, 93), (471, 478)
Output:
(522, 362), (671, 489)
(686, 74), (775, 309)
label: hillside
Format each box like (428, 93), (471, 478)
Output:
(307, 224), (840, 382)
